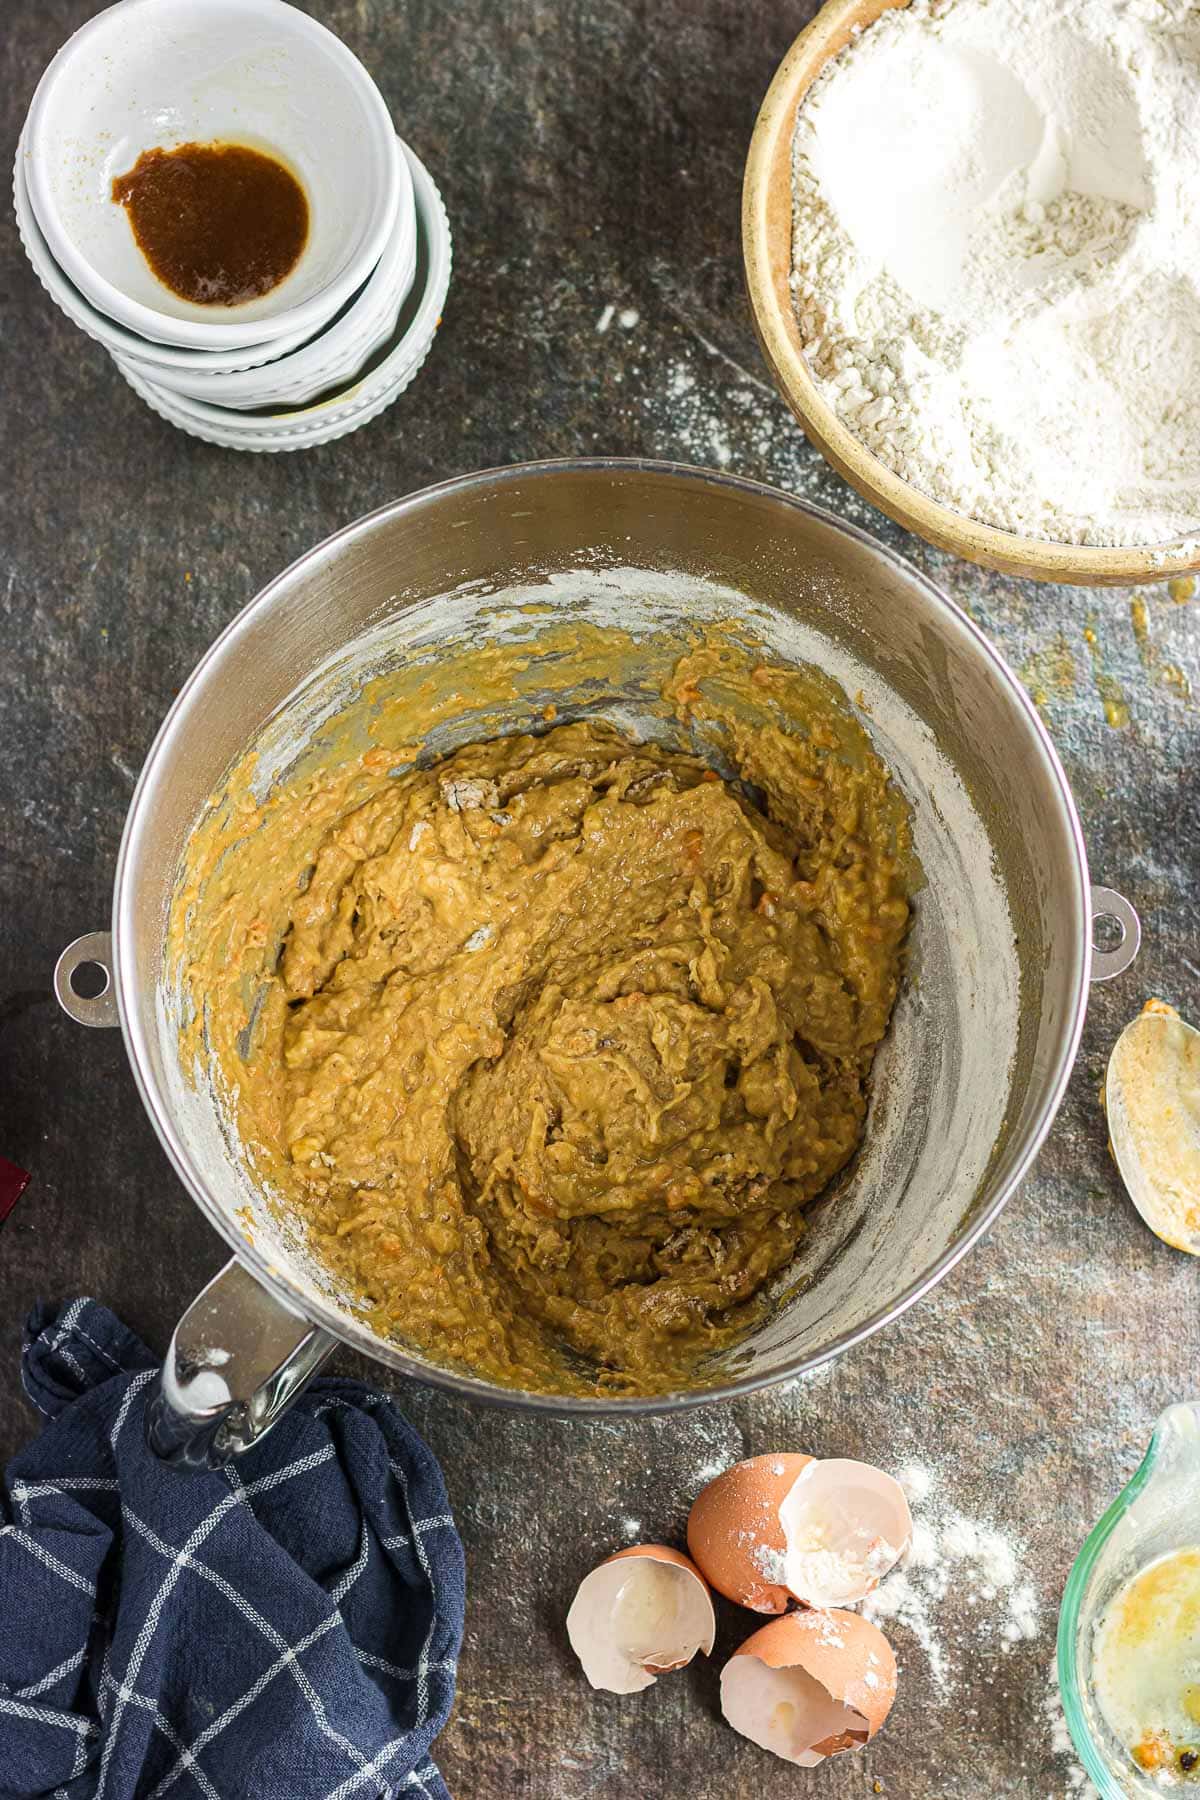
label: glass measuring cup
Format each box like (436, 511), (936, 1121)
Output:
(1060, 1404), (1200, 1794)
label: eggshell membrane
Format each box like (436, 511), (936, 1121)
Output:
(687, 1453), (815, 1611)
(566, 1544), (716, 1694)
(778, 1459), (913, 1607)
(720, 1610), (897, 1766)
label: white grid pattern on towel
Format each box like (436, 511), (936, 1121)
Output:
(121, 1502), (375, 1785)
(17, 1362), (454, 1800)
(0, 1524), (98, 1596)
(16, 1645), (89, 1701)
(11, 1474), (120, 1532)
(93, 1445), (341, 1797)
(20, 1297), (125, 1422)
(95, 1673), (224, 1800)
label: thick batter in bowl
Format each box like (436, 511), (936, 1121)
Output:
(173, 630), (911, 1394)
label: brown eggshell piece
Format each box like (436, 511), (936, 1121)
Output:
(566, 1544), (716, 1694)
(686, 1453), (815, 1612)
(720, 1610), (898, 1767)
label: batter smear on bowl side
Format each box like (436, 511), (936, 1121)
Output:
(172, 629), (911, 1395)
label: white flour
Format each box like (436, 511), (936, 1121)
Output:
(859, 1463), (1041, 1694)
(791, 0), (1200, 547)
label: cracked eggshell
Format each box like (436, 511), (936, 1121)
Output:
(687, 1453), (815, 1612)
(721, 1610), (897, 1767)
(778, 1459), (912, 1607)
(566, 1545), (716, 1695)
(1105, 999), (1200, 1254)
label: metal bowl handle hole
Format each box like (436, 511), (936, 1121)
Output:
(54, 931), (119, 1028)
(1089, 886), (1142, 984)
(1093, 914), (1124, 955)
(70, 960), (110, 1000)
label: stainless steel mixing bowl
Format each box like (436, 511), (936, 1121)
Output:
(54, 461), (1140, 1468)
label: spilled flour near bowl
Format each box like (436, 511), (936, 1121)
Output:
(851, 1464), (1104, 1793)
(860, 1463), (1041, 1694)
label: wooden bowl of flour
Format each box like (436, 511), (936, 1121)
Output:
(742, 0), (1200, 586)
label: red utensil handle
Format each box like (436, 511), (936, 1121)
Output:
(0, 1157), (30, 1225)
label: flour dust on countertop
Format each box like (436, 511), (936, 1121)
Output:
(1045, 1658), (1101, 1797)
(861, 1462), (1041, 1695)
(816, 1451), (1098, 1795)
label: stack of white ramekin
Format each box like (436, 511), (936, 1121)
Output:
(14, 0), (452, 452)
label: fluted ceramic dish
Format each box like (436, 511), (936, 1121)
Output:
(24, 0), (402, 350)
(13, 138), (317, 375)
(135, 138), (417, 408)
(115, 143), (451, 450)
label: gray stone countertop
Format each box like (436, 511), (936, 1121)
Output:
(2, 2), (1196, 1795)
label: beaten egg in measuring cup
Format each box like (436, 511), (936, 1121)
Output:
(1095, 1548), (1200, 1781)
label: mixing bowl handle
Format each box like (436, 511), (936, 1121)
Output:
(52, 935), (340, 1469)
(1089, 885), (1141, 983)
(145, 1259), (338, 1471)
(54, 931), (119, 1027)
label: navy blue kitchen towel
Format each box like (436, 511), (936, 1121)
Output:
(0, 1299), (465, 1800)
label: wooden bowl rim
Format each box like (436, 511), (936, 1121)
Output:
(741, 0), (1200, 587)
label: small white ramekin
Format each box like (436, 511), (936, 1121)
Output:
(137, 140), (418, 409)
(13, 138), (316, 374)
(114, 143), (452, 452)
(24, 0), (402, 350)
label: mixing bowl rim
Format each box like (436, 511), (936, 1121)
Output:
(112, 457), (1091, 1415)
